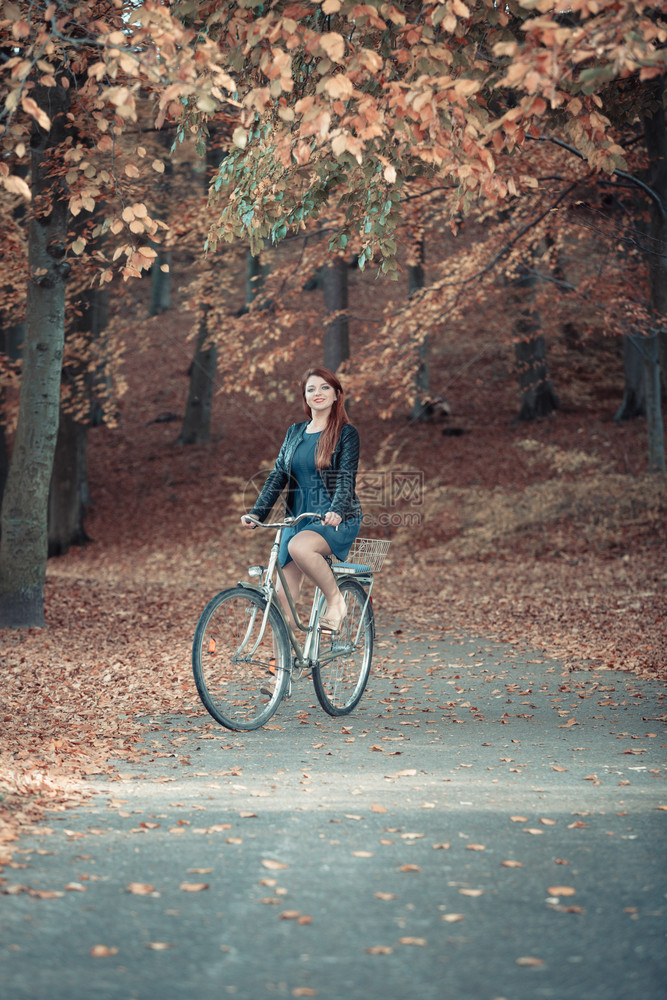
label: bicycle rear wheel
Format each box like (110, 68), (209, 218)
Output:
(312, 578), (373, 716)
(192, 586), (289, 731)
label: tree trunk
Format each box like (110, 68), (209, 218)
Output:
(515, 334), (560, 420)
(614, 335), (646, 421)
(641, 84), (667, 472)
(178, 307), (217, 445)
(150, 249), (172, 316)
(408, 240), (430, 419)
(86, 282), (111, 428)
(644, 334), (665, 472)
(0, 83), (70, 627)
(178, 136), (225, 446)
(322, 257), (349, 371)
(149, 130), (173, 316)
(245, 250), (267, 307)
(512, 266), (559, 421)
(0, 322), (24, 511)
(48, 409), (89, 555)
(47, 279), (107, 553)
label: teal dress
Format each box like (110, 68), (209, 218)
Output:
(279, 430), (361, 567)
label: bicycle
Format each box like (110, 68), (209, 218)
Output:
(192, 512), (390, 731)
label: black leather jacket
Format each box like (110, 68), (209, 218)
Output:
(250, 421), (363, 523)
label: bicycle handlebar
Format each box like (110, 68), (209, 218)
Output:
(241, 512), (325, 529)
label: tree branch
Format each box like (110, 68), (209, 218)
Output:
(527, 134), (666, 220)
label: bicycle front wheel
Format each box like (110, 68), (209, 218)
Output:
(192, 586), (290, 731)
(313, 577), (374, 716)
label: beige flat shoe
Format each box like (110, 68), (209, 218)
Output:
(319, 601), (347, 634)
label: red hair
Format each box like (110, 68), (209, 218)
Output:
(300, 366), (350, 469)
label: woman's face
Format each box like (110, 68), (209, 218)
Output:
(305, 378), (336, 417)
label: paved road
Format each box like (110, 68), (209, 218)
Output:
(2, 625), (665, 1000)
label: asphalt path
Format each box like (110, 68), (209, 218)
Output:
(2, 624), (666, 1000)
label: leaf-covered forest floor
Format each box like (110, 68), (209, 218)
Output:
(1, 251), (666, 860)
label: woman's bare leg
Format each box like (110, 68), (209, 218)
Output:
(276, 560), (304, 631)
(287, 530), (346, 623)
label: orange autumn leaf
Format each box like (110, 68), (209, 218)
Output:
(126, 882), (155, 895)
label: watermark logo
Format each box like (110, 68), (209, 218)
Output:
(241, 468), (424, 527)
(357, 471), (424, 508)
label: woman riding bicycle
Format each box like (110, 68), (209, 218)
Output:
(242, 366), (362, 634)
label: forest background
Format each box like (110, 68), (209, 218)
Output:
(0, 1), (666, 846)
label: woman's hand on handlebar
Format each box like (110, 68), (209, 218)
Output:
(241, 515), (257, 529)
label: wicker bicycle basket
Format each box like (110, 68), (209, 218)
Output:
(342, 537), (391, 573)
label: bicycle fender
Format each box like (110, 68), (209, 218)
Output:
(236, 581), (265, 596)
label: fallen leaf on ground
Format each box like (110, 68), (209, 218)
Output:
(516, 956), (544, 967)
(261, 859), (289, 870)
(126, 882), (155, 895)
(90, 945), (118, 957)
(179, 882), (209, 892)
(547, 886), (576, 896)
(366, 946), (393, 955)
(400, 936), (427, 946)
(146, 942), (174, 950)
